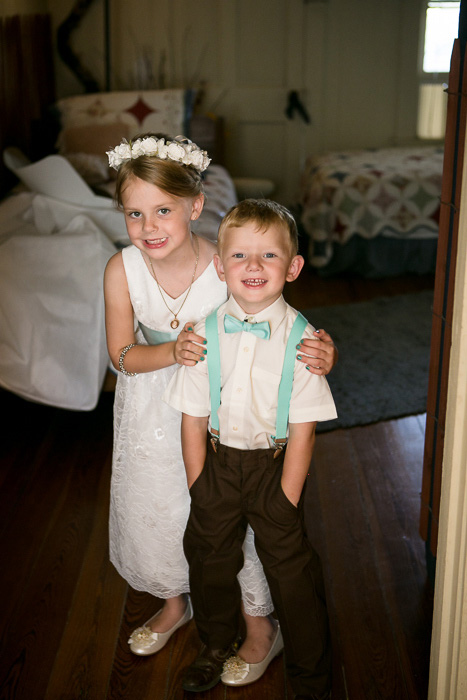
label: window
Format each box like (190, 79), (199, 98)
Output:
(417, 1), (460, 139)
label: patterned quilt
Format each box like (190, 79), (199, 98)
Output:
(300, 146), (443, 267)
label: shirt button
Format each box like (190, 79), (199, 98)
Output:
(232, 426), (238, 431)
(243, 346), (249, 352)
(236, 387), (243, 393)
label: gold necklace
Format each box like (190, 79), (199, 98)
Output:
(146, 235), (200, 330)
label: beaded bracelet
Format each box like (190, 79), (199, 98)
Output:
(119, 343), (138, 376)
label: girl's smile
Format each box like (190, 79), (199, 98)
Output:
(144, 237), (169, 249)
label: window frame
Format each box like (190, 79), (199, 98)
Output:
(417, 0), (460, 140)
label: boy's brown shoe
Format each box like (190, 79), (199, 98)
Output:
(182, 643), (237, 692)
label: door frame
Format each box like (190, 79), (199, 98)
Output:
(428, 127), (467, 697)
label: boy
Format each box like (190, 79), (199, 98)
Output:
(164, 199), (337, 699)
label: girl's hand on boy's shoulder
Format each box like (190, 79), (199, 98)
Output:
(296, 329), (338, 376)
(174, 323), (208, 366)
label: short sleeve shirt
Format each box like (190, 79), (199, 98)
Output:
(163, 295), (337, 449)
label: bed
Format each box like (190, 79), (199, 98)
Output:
(299, 145), (444, 278)
(0, 89), (237, 411)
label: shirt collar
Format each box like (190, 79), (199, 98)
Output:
(223, 295), (288, 336)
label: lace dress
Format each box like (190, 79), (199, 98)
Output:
(109, 244), (273, 615)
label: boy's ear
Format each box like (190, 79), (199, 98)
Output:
(286, 254), (305, 282)
(191, 193), (205, 220)
(213, 253), (226, 281)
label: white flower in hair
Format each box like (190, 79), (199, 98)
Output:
(107, 141), (131, 169)
(157, 140), (169, 159)
(132, 136), (158, 157)
(188, 149), (207, 170)
(106, 136), (211, 172)
(167, 141), (188, 162)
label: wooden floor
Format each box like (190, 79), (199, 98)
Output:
(0, 269), (435, 700)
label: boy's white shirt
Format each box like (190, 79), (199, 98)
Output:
(163, 294), (337, 450)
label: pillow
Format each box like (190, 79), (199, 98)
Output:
(64, 152), (113, 186)
(56, 89), (191, 144)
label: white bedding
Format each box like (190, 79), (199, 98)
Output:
(0, 191), (118, 410)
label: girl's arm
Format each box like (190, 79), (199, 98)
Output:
(296, 329), (338, 376)
(281, 421), (317, 506)
(181, 413), (209, 488)
(104, 252), (177, 374)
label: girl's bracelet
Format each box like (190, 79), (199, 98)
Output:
(119, 343), (138, 376)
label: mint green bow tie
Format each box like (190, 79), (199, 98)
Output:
(224, 314), (271, 340)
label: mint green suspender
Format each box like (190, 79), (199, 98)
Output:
(204, 310), (308, 455)
(204, 311), (222, 447)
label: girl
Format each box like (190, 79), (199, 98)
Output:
(103, 134), (337, 680)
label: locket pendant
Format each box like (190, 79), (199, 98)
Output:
(145, 236), (199, 334)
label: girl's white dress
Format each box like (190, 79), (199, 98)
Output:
(109, 244), (273, 615)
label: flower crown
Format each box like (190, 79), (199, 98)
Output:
(106, 136), (211, 173)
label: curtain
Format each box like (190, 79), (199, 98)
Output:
(0, 14), (55, 196)
(417, 83), (448, 139)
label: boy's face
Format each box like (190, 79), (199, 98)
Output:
(214, 221), (304, 314)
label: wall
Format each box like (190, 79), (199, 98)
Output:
(44, 0), (425, 202)
(46, 0), (106, 96)
(313, 0), (422, 151)
(0, 0), (46, 14)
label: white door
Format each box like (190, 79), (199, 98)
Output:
(213, 0), (326, 204)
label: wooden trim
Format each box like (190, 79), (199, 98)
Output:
(428, 115), (467, 700)
(420, 38), (465, 558)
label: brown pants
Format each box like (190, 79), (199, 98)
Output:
(183, 439), (332, 697)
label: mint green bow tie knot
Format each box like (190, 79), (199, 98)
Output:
(224, 314), (271, 340)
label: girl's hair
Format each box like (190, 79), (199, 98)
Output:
(217, 198), (299, 255)
(114, 133), (204, 207)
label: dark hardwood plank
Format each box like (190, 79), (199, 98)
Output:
(44, 450), (127, 700)
(347, 419), (432, 699)
(309, 420), (432, 700)
(304, 460), (348, 700)
(0, 394), (115, 700)
(312, 429), (406, 699)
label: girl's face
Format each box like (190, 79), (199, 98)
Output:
(121, 177), (204, 260)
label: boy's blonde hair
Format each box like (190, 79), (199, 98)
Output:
(217, 199), (299, 256)
(114, 133), (204, 207)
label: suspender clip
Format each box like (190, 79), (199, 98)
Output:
(210, 428), (220, 453)
(272, 436), (287, 459)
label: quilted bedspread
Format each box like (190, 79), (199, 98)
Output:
(300, 146), (444, 268)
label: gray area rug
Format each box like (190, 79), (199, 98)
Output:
(302, 290), (434, 432)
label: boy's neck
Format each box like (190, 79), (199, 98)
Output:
(229, 293), (284, 316)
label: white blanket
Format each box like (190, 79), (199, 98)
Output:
(0, 192), (119, 410)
